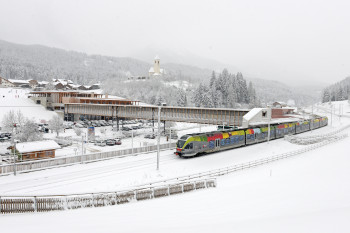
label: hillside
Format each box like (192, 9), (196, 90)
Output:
(321, 76), (350, 102)
(0, 39), (212, 85)
(248, 77), (324, 106)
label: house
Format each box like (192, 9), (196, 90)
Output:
(89, 83), (101, 90)
(149, 55), (165, 77)
(272, 101), (287, 108)
(0, 76), (16, 87)
(15, 140), (61, 160)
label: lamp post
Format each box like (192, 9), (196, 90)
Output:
(131, 128), (134, 155)
(267, 108), (271, 144)
(157, 107), (161, 170)
(12, 125), (17, 176)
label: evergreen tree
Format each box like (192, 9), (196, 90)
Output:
(209, 71), (216, 89)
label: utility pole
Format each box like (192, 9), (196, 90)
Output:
(81, 134), (84, 163)
(13, 140), (17, 176)
(157, 107), (161, 170)
(267, 108), (271, 143)
(311, 104), (313, 133)
(169, 127), (172, 149)
(12, 125), (17, 176)
(131, 129), (134, 155)
(331, 104), (333, 127)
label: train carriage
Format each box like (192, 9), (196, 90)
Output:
(175, 116), (328, 158)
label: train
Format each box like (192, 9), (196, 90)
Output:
(175, 116), (328, 157)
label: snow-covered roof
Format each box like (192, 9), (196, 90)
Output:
(243, 108), (265, 121)
(8, 79), (30, 84)
(155, 55), (160, 60)
(149, 67), (154, 73)
(16, 140), (61, 153)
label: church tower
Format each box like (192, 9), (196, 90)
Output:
(153, 55), (160, 74)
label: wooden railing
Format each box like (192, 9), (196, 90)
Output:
(0, 178), (216, 214)
(0, 142), (176, 175)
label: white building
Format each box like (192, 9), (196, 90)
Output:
(0, 76), (16, 87)
(148, 55), (165, 77)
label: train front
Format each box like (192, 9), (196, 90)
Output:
(175, 135), (187, 156)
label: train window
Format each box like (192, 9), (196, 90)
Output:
(177, 140), (186, 148)
(189, 143), (193, 149)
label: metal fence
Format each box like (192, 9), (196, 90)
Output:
(0, 178), (216, 214)
(124, 133), (348, 192)
(285, 124), (350, 145)
(0, 142), (176, 175)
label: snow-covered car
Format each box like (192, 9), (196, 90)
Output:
(94, 140), (106, 147)
(75, 123), (84, 128)
(105, 139), (116, 146)
(115, 139), (122, 145)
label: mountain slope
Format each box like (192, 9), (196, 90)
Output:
(0, 39), (212, 84)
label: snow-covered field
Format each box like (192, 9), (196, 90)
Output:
(0, 88), (57, 124)
(1, 100), (350, 232)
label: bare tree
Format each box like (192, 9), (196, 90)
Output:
(48, 115), (64, 137)
(74, 127), (82, 136)
(1, 110), (17, 133)
(17, 119), (42, 142)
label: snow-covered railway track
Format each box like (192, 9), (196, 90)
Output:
(0, 153), (178, 195)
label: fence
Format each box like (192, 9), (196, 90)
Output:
(125, 133), (348, 191)
(285, 124), (350, 145)
(0, 178), (216, 214)
(1, 127), (347, 214)
(0, 142), (176, 175)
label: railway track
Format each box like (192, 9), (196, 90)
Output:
(0, 152), (179, 195)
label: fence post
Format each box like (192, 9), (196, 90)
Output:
(33, 196), (37, 212)
(0, 196), (2, 214)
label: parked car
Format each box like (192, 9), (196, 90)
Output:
(144, 134), (156, 139)
(106, 139), (116, 146)
(94, 140), (106, 147)
(122, 127), (131, 131)
(115, 139), (122, 145)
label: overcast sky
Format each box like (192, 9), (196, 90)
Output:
(0, 0), (349, 85)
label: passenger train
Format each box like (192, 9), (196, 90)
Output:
(175, 117), (328, 157)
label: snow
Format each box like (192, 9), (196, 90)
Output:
(243, 107), (264, 121)
(16, 140), (60, 153)
(1, 100), (350, 232)
(0, 87), (57, 125)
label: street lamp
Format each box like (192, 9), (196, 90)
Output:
(157, 107), (161, 170)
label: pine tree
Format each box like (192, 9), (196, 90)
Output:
(209, 71), (216, 89)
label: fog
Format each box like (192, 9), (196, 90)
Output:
(0, 0), (349, 84)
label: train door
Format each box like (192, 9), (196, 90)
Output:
(215, 139), (220, 149)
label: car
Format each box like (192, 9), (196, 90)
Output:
(94, 140), (106, 147)
(115, 139), (122, 145)
(144, 134), (156, 139)
(105, 139), (116, 146)
(75, 123), (84, 128)
(122, 127), (131, 131)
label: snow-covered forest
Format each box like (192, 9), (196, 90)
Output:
(321, 76), (350, 102)
(104, 69), (259, 108)
(0, 40), (211, 85)
(0, 39), (324, 107)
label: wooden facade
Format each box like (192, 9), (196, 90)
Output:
(21, 149), (56, 160)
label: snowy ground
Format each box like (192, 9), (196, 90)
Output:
(1, 100), (350, 232)
(0, 87), (57, 124)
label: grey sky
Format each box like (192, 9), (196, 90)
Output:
(0, 0), (349, 84)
